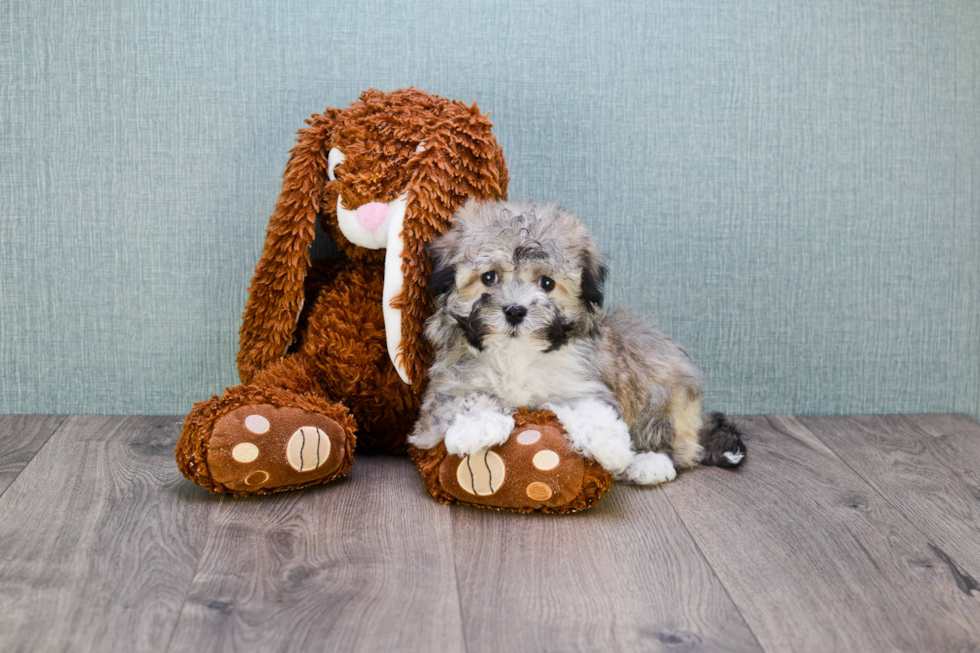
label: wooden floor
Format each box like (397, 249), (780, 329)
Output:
(0, 415), (979, 652)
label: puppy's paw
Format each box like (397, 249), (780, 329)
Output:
(619, 451), (677, 486)
(444, 410), (516, 457)
(545, 398), (634, 475)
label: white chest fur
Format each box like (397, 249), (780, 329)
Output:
(464, 338), (607, 409)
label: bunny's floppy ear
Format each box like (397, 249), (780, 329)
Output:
(385, 102), (508, 387)
(237, 110), (339, 383)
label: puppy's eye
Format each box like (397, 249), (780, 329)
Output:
(540, 276), (555, 292)
(481, 271), (497, 286)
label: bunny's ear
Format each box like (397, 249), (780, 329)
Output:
(237, 110), (338, 383)
(386, 105), (509, 387)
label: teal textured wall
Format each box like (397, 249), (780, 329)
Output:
(1, 0), (978, 417)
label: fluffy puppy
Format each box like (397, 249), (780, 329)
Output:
(409, 199), (745, 485)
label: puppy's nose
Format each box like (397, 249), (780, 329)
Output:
(503, 305), (527, 325)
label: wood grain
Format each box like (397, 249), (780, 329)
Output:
(451, 483), (761, 653)
(663, 416), (980, 652)
(166, 455), (466, 653)
(799, 414), (980, 591)
(0, 415), (216, 653)
(4, 414), (980, 652)
(0, 414), (66, 497)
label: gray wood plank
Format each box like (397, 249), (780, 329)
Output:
(166, 455), (466, 653)
(663, 415), (980, 653)
(798, 414), (980, 592)
(0, 415), (216, 653)
(451, 484), (762, 653)
(0, 414), (66, 496)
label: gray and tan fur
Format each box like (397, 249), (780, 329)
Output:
(409, 199), (745, 485)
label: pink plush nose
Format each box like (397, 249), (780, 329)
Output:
(355, 202), (388, 233)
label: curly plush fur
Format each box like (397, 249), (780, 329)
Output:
(176, 89), (509, 492)
(410, 199), (746, 485)
(235, 89), (508, 389)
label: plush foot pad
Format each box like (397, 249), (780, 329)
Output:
(207, 404), (349, 494)
(412, 412), (614, 513)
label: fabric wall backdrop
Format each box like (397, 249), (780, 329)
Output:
(1, 0), (978, 417)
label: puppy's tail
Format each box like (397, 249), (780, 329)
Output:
(699, 412), (746, 468)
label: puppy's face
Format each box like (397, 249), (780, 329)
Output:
(427, 200), (606, 353)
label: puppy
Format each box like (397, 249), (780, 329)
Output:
(409, 199), (746, 485)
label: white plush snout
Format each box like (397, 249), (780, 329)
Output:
(336, 193), (407, 250)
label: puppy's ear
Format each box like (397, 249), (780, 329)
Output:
(580, 252), (607, 309)
(426, 229), (460, 297)
(428, 256), (457, 297)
